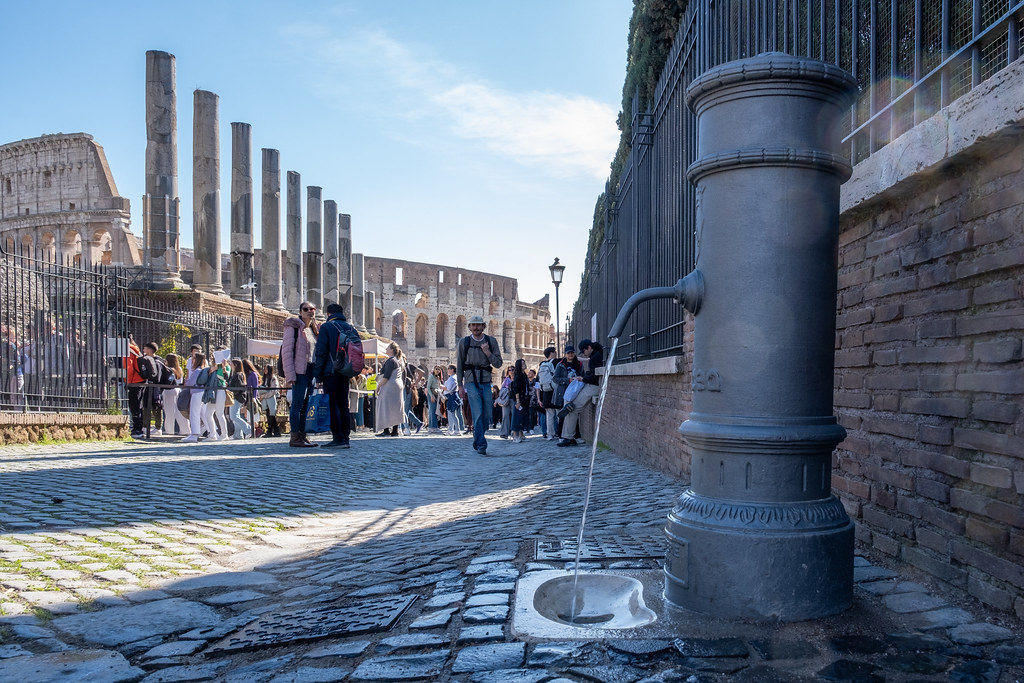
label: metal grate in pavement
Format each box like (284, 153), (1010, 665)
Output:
(206, 595), (416, 654)
(535, 534), (665, 561)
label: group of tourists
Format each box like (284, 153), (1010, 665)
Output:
(122, 302), (606, 454)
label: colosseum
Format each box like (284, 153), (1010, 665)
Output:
(365, 256), (553, 372)
(0, 134), (141, 266)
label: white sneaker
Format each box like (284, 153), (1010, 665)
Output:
(181, 434), (198, 443)
(403, 427), (412, 436)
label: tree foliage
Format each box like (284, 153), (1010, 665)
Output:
(576, 0), (688, 320)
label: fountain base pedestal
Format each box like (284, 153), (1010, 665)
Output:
(665, 489), (853, 621)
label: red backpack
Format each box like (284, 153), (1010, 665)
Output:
(332, 324), (365, 378)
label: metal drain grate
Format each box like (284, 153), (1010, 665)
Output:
(535, 534), (665, 561)
(206, 595), (416, 654)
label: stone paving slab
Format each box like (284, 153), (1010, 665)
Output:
(0, 432), (1021, 682)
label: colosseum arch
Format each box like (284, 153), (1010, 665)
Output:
(20, 233), (34, 255)
(414, 313), (427, 348)
(91, 227), (114, 266)
(62, 230), (83, 266)
(391, 309), (407, 340)
(40, 231), (56, 262)
(488, 298), (499, 315)
(455, 315), (467, 339)
(436, 313), (448, 348)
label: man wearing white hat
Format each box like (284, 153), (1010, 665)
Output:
(456, 315), (503, 455)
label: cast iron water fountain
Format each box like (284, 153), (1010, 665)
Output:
(519, 52), (859, 634)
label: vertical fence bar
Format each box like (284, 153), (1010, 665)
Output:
(972, 0), (982, 86)
(890, 0), (898, 142)
(1010, 12), (1021, 63)
(941, 0), (951, 105)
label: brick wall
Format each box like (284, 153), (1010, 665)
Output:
(833, 129), (1024, 617)
(581, 315), (695, 481)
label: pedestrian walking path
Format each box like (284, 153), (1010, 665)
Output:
(0, 431), (1019, 682)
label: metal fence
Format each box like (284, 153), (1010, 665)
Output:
(0, 242), (117, 412)
(570, 0), (1024, 361)
(0, 240), (284, 414)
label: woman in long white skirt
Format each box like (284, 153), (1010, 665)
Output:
(202, 358), (229, 440)
(161, 353), (189, 436)
(182, 353), (210, 443)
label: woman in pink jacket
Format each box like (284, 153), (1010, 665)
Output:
(281, 301), (319, 448)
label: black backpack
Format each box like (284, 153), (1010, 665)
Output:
(137, 355), (159, 383)
(157, 360), (174, 386)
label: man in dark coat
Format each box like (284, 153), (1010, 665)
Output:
(313, 303), (362, 449)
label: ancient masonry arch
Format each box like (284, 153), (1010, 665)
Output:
(0, 134), (140, 265)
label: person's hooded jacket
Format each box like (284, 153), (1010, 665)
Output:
(579, 340), (605, 386)
(282, 317), (316, 381)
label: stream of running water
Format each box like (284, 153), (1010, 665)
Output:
(569, 336), (619, 624)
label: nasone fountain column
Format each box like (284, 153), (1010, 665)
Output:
(323, 200), (339, 307)
(229, 122), (254, 301)
(285, 171), (302, 311)
(665, 54), (859, 621)
(142, 50), (185, 289)
(304, 186), (323, 312)
(338, 214), (353, 317)
(192, 89), (223, 295)
(260, 148), (284, 310)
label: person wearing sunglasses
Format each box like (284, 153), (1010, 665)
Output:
(281, 301), (320, 447)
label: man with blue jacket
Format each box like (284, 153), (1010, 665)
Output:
(313, 303), (362, 449)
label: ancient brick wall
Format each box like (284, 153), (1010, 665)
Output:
(832, 125), (1024, 616)
(580, 316), (695, 481)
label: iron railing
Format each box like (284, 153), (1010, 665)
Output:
(570, 0), (1024, 361)
(0, 242), (117, 412)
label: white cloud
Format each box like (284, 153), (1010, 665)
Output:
(284, 24), (618, 180)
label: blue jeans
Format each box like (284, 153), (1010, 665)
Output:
(463, 381), (491, 451)
(289, 373), (315, 433)
(427, 396), (439, 429)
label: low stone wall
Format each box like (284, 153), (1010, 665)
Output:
(0, 412), (129, 445)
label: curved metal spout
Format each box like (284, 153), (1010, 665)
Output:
(608, 269), (704, 339)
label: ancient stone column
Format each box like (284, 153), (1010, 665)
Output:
(304, 186), (323, 311)
(260, 148), (284, 310)
(229, 122), (254, 301)
(323, 200), (339, 307)
(143, 50), (185, 289)
(351, 252), (365, 330)
(365, 289), (376, 334)
(285, 171), (302, 311)
(339, 213), (353, 316)
(192, 89), (223, 295)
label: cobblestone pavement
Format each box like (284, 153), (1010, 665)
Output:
(0, 430), (1020, 682)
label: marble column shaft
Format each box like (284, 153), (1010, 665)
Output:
(285, 171), (302, 311)
(229, 122), (254, 301)
(192, 89), (223, 294)
(143, 50), (184, 288)
(339, 214), (353, 317)
(365, 289), (376, 334)
(323, 200), (339, 308)
(304, 186), (323, 311)
(351, 252), (365, 330)
(260, 149), (284, 309)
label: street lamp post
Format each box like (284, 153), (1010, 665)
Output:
(548, 258), (565, 356)
(241, 279), (258, 339)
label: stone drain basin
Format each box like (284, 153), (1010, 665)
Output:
(513, 570), (658, 639)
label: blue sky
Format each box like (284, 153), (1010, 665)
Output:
(0, 1), (632, 307)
